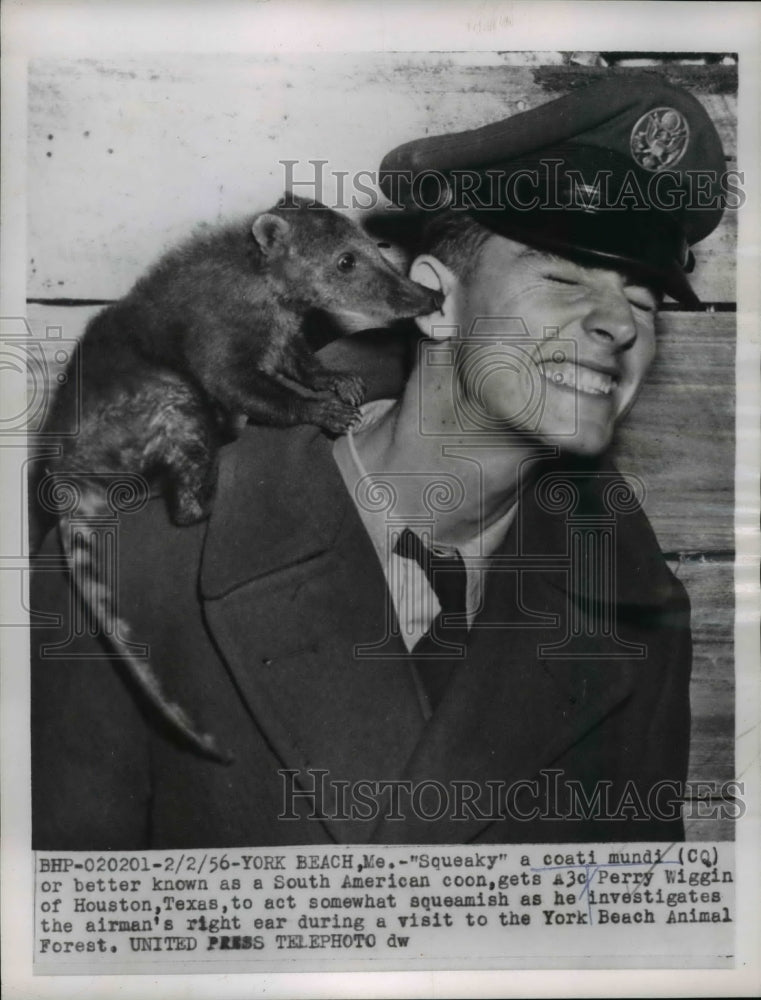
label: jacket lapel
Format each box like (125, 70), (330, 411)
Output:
(372, 555), (638, 843)
(373, 460), (674, 843)
(199, 425), (426, 842)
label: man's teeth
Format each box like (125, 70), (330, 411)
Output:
(539, 361), (617, 396)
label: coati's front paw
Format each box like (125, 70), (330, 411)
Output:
(310, 398), (360, 434)
(330, 373), (366, 407)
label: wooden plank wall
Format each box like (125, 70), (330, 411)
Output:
(25, 54), (738, 840)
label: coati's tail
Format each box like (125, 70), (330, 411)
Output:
(59, 499), (232, 764)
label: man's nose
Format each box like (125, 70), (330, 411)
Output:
(580, 287), (637, 349)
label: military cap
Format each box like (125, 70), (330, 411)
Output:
(379, 74), (727, 306)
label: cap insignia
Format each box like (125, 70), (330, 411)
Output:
(630, 107), (690, 172)
(572, 183), (602, 213)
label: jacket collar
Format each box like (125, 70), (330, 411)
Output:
(201, 429), (677, 612)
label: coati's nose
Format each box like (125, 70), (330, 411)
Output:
(401, 280), (446, 318)
(412, 286), (444, 316)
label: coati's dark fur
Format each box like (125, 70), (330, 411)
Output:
(32, 196), (439, 760)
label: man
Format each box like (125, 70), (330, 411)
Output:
(31, 75), (726, 848)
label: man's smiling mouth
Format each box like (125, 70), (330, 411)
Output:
(538, 360), (620, 397)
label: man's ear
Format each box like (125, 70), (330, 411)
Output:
(408, 254), (459, 339)
(251, 213), (290, 255)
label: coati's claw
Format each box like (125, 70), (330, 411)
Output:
(313, 398), (360, 434)
(332, 373), (366, 407)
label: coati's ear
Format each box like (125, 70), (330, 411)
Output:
(251, 214), (290, 254)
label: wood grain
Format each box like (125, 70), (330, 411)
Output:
(679, 558), (736, 842)
(614, 313), (735, 554)
(675, 559), (734, 789)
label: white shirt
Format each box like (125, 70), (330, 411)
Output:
(333, 400), (517, 651)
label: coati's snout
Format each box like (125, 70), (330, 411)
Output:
(336, 249), (443, 327)
(375, 258), (444, 319)
(262, 196), (443, 329)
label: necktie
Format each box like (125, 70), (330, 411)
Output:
(394, 527), (469, 714)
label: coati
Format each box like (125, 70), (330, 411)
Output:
(32, 195), (440, 760)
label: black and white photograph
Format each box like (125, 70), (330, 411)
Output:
(2, 1), (759, 997)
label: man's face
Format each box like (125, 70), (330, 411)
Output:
(449, 234), (658, 455)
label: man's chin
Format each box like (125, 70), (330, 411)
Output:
(551, 425), (615, 457)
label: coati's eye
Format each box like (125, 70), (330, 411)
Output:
(337, 253), (356, 272)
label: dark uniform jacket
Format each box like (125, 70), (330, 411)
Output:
(31, 424), (691, 849)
